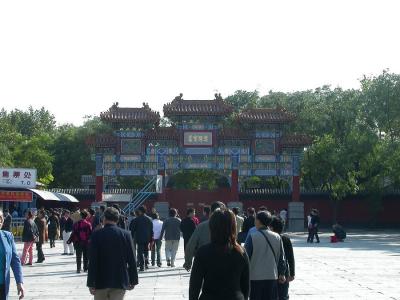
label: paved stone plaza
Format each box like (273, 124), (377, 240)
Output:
(8, 231), (400, 300)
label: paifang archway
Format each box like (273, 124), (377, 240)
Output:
(89, 94), (312, 214)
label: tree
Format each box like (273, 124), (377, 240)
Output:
(225, 90), (259, 112)
(302, 135), (359, 222)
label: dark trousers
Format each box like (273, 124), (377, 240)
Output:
(278, 282), (289, 300)
(137, 243), (149, 268)
(36, 242), (45, 262)
(250, 280), (278, 300)
(311, 227), (320, 243)
(0, 284), (4, 300)
(183, 238), (189, 251)
(151, 239), (162, 265)
(75, 243), (89, 271)
(49, 238), (56, 248)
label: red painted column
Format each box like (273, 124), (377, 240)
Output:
(292, 175), (300, 202)
(231, 169), (239, 201)
(95, 176), (104, 202)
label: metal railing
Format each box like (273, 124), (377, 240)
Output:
(122, 177), (157, 215)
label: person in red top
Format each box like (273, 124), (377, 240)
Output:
(68, 210), (92, 273)
(191, 209), (200, 226)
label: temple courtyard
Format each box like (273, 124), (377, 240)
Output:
(9, 231), (400, 300)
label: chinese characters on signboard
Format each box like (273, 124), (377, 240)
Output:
(255, 139), (275, 155)
(0, 191), (33, 202)
(0, 168), (37, 188)
(184, 131), (213, 146)
(121, 139), (142, 154)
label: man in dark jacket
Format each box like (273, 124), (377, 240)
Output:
(180, 208), (196, 251)
(34, 211), (46, 263)
(270, 216), (295, 300)
(87, 207), (138, 300)
(129, 206), (153, 271)
(242, 207), (256, 234)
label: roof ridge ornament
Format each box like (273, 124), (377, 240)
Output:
(110, 102), (119, 111)
(174, 93), (183, 101)
(214, 93), (223, 101)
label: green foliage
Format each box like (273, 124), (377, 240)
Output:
(167, 170), (229, 190)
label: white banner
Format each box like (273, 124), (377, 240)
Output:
(0, 168), (37, 188)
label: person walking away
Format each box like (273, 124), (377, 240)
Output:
(244, 211), (287, 300)
(1, 210), (12, 232)
(61, 211), (74, 255)
(310, 209), (320, 243)
(92, 206), (106, 231)
(232, 207), (244, 241)
(151, 213), (163, 267)
(160, 208), (181, 267)
(199, 206), (210, 223)
(270, 217), (295, 300)
(112, 204), (127, 230)
(242, 207), (255, 235)
(34, 211), (46, 263)
(0, 209), (25, 299)
(87, 207), (138, 300)
(184, 201), (226, 271)
(306, 211), (313, 243)
(129, 206), (153, 271)
(47, 211), (60, 248)
(21, 210), (38, 266)
(189, 210), (249, 300)
(180, 208), (197, 251)
(69, 210), (92, 273)
(279, 209), (288, 231)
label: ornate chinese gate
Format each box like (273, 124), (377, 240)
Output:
(90, 94), (311, 218)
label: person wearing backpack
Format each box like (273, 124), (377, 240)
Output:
(244, 211), (287, 300)
(68, 210), (92, 273)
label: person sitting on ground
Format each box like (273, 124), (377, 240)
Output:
(184, 201), (226, 271)
(332, 223), (346, 242)
(270, 216), (295, 300)
(189, 210), (250, 300)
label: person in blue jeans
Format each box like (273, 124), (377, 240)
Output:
(0, 209), (24, 300)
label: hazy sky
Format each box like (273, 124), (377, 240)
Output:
(1, 0), (399, 125)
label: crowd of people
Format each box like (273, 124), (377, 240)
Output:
(0, 203), (296, 300)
